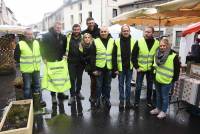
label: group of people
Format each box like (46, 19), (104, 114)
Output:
(14, 17), (180, 119)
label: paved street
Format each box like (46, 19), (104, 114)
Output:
(1, 72), (200, 134)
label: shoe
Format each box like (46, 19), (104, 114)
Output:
(40, 101), (46, 108)
(52, 96), (57, 104)
(147, 102), (153, 108)
(133, 103), (139, 109)
(157, 111), (166, 119)
(95, 98), (101, 108)
(125, 101), (134, 109)
(76, 92), (85, 100)
(68, 97), (75, 105)
(150, 108), (160, 115)
(105, 100), (111, 110)
(119, 101), (124, 109)
(131, 80), (136, 86)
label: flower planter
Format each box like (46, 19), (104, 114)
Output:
(0, 99), (33, 134)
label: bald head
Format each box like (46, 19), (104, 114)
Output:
(100, 26), (109, 39)
(24, 28), (33, 41)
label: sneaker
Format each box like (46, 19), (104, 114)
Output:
(52, 96), (57, 104)
(119, 101), (124, 109)
(147, 102), (153, 108)
(125, 101), (134, 109)
(157, 111), (166, 119)
(131, 80), (136, 86)
(76, 92), (85, 100)
(68, 97), (75, 105)
(150, 108), (160, 115)
(133, 103), (139, 109)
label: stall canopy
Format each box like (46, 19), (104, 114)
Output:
(112, 0), (200, 27)
(182, 22), (200, 37)
(0, 25), (27, 34)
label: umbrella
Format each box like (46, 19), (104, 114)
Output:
(112, 0), (200, 27)
(182, 22), (200, 37)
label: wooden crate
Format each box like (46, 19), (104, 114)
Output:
(0, 99), (33, 134)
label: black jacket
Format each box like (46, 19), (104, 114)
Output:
(80, 42), (96, 75)
(14, 39), (34, 63)
(112, 35), (134, 72)
(132, 37), (156, 69)
(40, 28), (66, 62)
(67, 33), (82, 64)
(81, 23), (100, 39)
(171, 50), (181, 82)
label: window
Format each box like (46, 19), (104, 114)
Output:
(89, 0), (92, 4)
(112, 9), (118, 18)
(175, 31), (182, 47)
(154, 31), (164, 39)
(70, 15), (74, 26)
(79, 13), (82, 23)
(79, 3), (82, 10)
(70, 5), (73, 10)
(113, 0), (117, 1)
(88, 11), (92, 17)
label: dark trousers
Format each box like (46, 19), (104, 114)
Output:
(22, 71), (40, 99)
(68, 63), (84, 97)
(134, 71), (153, 104)
(96, 70), (112, 101)
(90, 75), (96, 100)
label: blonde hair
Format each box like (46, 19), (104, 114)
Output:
(160, 38), (171, 47)
(81, 33), (93, 47)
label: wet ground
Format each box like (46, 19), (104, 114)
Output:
(1, 72), (200, 134)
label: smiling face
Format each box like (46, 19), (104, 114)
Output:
(121, 25), (130, 38)
(72, 25), (81, 37)
(144, 27), (154, 39)
(100, 26), (109, 39)
(54, 22), (62, 34)
(25, 28), (33, 41)
(159, 38), (170, 52)
(83, 34), (92, 44)
(87, 20), (95, 31)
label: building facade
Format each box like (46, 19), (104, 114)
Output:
(40, 0), (121, 32)
(0, 0), (17, 25)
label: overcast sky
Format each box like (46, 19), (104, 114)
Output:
(5, 0), (63, 25)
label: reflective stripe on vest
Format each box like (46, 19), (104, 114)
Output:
(154, 53), (176, 84)
(41, 59), (71, 92)
(115, 38), (136, 72)
(94, 38), (114, 69)
(19, 40), (41, 73)
(138, 37), (159, 71)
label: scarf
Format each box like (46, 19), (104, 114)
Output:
(155, 48), (171, 66)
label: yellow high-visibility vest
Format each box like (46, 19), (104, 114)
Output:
(138, 37), (159, 71)
(115, 38), (136, 71)
(19, 40), (41, 73)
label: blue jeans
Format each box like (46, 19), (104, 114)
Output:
(134, 71), (153, 104)
(155, 82), (172, 112)
(22, 71), (40, 99)
(96, 70), (112, 101)
(118, 69), (132, 101)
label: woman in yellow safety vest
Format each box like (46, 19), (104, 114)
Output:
(150, 38), (180, 119)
